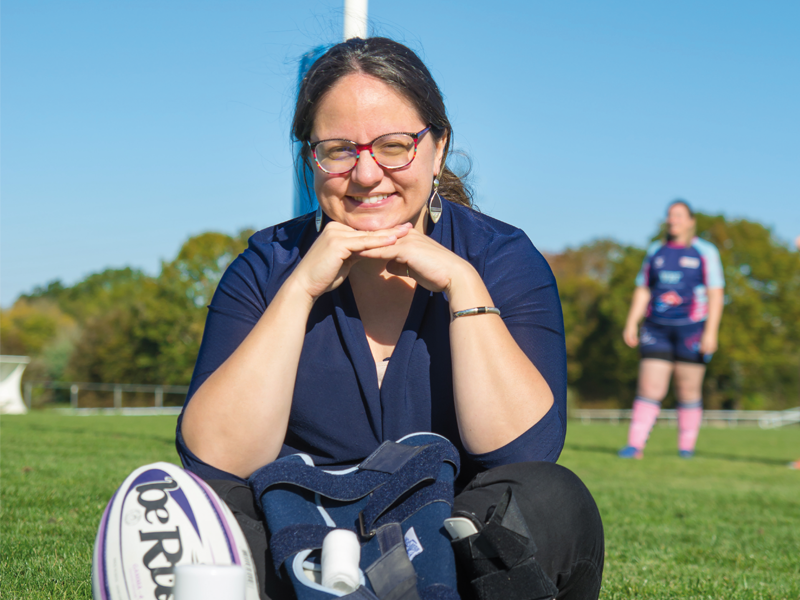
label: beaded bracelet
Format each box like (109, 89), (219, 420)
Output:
(451, 306), (501, 320)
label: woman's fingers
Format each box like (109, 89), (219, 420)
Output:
(332, 222), (412, 252)
(385, 259), (412, 278)
(356, 230), (464, 293)
(290, 222), (414, 300)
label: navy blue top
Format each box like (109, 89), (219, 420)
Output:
(176, 200), (567, 486)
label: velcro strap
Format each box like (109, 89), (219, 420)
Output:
(360, 441), (426, 474)
(251, 460), (388, 502)
(251, 440), (459, 504)
(358, 447), (458, 536)
(367, 524), (421, 600)
(368, 480), (454, 536)
(471, 558), (558, 600)
(479, 488), (536, 568)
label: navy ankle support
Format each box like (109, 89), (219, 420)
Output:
(249, 433), (462, 600)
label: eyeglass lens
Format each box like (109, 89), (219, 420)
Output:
(315, 133), (416, 174)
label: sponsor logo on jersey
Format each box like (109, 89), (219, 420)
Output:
(679, 256), (700, 269)
(658, 270), (683, 285)
(654, 290), (683, 312)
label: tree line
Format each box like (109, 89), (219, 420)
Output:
(2, 214), (798, 410)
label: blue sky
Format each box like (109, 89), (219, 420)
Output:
(2, 0), (798, 307)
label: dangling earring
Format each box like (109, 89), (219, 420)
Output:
(428, 177), (442, 224)
(315, 205), (323, 233)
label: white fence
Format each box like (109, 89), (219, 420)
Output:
(572, 407), (800, 429)
(23, 381), (189, 415)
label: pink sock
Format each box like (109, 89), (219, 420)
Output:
(628, 397), (661, 450)
(678, 402), (703, 452)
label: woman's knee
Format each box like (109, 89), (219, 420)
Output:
(455, 462), (604, 595)
(458, 462), (599, 520)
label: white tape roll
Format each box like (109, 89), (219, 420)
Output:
(321, 529), (361, 593)
(173, 564), (246, 600)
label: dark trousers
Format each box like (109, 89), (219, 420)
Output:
(208, 461), (604, 600)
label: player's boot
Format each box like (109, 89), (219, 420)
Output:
(618, 446), (643, 459)
(678, 450), (695, 459)
(788, 459), (800, 470)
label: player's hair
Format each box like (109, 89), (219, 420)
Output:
(292, 37), (472, 208)
(668, 198), (694, 217)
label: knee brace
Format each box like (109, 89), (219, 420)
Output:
(448, 488), (558, 600)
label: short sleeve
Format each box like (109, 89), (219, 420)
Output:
(696, 239), (725, 288)
(467, 229), (568, 467)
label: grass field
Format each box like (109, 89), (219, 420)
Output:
(1, 413), (798, 599)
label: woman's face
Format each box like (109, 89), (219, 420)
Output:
(311, 73), (446, 233)
(666, 203), (695, 241)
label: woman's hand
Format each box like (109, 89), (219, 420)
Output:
(356, 227), (476, 301)
(623, 322), (639, 348)
(623, 287), (651, 349)
(699, 329), (718, 355)
(290, 221), (412, 301)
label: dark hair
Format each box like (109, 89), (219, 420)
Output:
(292, 37), (472, 208)
(668, 198), (694, 217)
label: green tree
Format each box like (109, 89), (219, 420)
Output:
(547, 239), (626, 386)
(695, 215), (800, 409)
(571, 244), (645, 404)
(0, 299), (78, 381)
(23, 268), (151, 322)
(64, 229), (254, 387)
(159, 229), (254, 308)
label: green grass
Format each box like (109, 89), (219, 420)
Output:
(561, 423), (800, 599)
(1, 413), (181, 599)
(1, 413), (799, 599)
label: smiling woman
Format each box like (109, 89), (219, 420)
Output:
(176, 37), (603, 600)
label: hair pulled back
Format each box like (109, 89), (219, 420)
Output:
(668, 198), (694, 218)
(292, 37), (472, 208)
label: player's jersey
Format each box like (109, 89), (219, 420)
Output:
(635, 237), (724, 325)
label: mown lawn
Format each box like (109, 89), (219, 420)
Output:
(1, 413), (798, 599)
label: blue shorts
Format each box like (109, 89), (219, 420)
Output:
(639, 320), (710, 364)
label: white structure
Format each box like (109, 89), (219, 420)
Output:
(0, 356), (30, 414)
(343, 0), (368, 40)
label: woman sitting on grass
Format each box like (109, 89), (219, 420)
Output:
(177, 36), (604, 599)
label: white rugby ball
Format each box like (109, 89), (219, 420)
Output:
(92, 462), (260, 600)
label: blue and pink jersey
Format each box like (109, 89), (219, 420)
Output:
(635, 238), (724, 325)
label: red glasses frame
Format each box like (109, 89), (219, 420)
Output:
(309, 126), (432, 175)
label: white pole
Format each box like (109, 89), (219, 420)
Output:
(343, 0), (368, 41)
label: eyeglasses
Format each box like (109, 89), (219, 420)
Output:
(309, 126), (431, 175)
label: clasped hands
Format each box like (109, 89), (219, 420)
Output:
(290, 221), (477, 305)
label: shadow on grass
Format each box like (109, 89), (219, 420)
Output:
(567, 443), (790, 466)
(565, 443), (620, 456)
(693, 451), (789, 467)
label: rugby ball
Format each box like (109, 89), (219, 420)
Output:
(92, 462), (260, 600)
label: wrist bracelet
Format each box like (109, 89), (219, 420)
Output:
(451, 306), (501, 320)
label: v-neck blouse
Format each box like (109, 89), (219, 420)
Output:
(176, 200), (567, 486)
